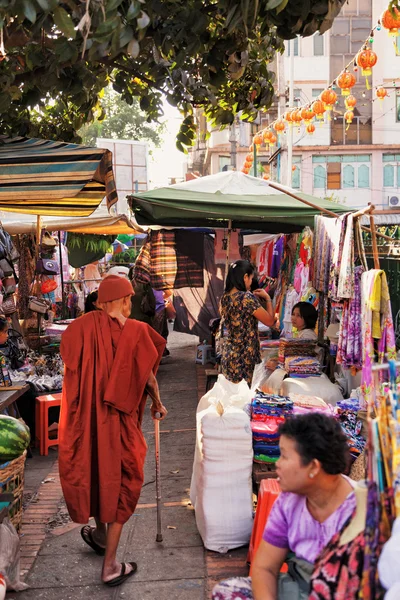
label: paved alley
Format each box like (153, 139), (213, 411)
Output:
(10, 332), (206, 600)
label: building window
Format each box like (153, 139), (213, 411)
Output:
(358, 164), (370, 188)
(219, 156), (231, 172)
(327, 162), (341, 189)
(384, 164), (395, 187)
(313, 33), (324, 56)
(342, 164), (355, 188)
(287, 37), (299, 56)
(292, 156), (301, 189)
(313, 154), (371, 190)
(314, 165), (326, 189)
(312, 89), (324, 99)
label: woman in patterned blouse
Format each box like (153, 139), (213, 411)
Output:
(220, 260), (275, 386)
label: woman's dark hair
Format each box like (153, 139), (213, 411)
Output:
(279, 413), (350, 475)
(225, 260), (255, 293)
(292, 301), (318, 330)
(0, 317), (8, 332)
(84, 291), (98, 314)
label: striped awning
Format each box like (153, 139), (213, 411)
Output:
(0, 136), (118, 217)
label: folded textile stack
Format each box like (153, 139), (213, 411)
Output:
(284, 356), (321, 378)
(289, 393), (332, 416)
(251, 391), (293, 463)
(278, 339), (317, 366)
(335, 398), (366, 461)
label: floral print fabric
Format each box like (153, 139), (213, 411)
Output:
(220, 291), (261, 386)
(337, 266), (364, 369)
(212, 577), (253, 599)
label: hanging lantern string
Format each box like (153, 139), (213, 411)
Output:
(251, 24), (381, 141)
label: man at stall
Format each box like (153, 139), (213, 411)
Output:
(59, 274), (167, 587)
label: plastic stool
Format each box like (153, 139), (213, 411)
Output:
(248, 478), (283, 573)
(35, 393), (62, 456)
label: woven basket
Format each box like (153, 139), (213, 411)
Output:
(0, 451), (27, 532)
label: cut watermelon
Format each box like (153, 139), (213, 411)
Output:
(0, 415), (30, 462)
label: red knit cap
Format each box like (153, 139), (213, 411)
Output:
(98, 275), (134, 303)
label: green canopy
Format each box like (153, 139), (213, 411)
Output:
(128, 172), (348, 233)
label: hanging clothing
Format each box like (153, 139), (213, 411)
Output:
(59, 311), (165, 524)
(174, 230), (204, 289)
(337, 266), (364, 370)
(149, 230), (177, 290)
(15, 234), (35, 319)
(220, 291), (261, 386)
(361, 270), (396, 410)
(270, 236), (285, 279)
(313, 216), (340, 295)
(282, 287), (299, 337)
(174, 234), (224, 340)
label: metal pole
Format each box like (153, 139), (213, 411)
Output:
(154, 413), (163, 542)
(277, 47), (286, 184)
(286, 38), (295, 186)
(229, 122), (237, 170)
(253, 144), (257, 177)
(58, 231), (66, 319)
(224, 220), (232, 282)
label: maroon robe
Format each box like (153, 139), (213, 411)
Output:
(59, 311), (165, 524)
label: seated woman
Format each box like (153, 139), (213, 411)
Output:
(212, 413), (355, 600)
(220, 260), (276, 387)
(291, 301), (318, 341)
(265, 302), (318, 373)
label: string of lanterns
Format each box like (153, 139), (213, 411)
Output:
(241, 4), (398, 175)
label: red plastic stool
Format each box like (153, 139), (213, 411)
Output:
(248, 478), (285, 573)
(35, 393), (62, 456)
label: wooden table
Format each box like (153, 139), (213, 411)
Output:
(0, 385), (30, 417)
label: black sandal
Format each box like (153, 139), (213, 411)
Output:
(103, 562), (138, 587)
(80, 525), (106, 556)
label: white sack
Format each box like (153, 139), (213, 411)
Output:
(191, 402), (253, 552)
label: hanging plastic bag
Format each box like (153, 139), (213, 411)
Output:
(0, 518), (28, 592)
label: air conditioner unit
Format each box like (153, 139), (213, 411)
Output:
(389, 195), (400, 207)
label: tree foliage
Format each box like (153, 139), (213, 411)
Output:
(79, 87), (165, 147)
(0, 0), (346, 151)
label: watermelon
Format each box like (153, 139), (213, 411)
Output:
(0, 415), (30, 462)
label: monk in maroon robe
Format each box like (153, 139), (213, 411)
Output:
(59, 275), (167, 587)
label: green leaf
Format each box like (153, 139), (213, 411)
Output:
(53, 6), (76, 39)
(36, 0), (50, 9)
(127, 1), (141, 20)
(119, 26), (133, 48)
(127, 38), (140, 58)
(23, 0), (37, 23)
(107, 0), (124, 10)
(137, 11), (150, 29)
(266, 0), (284, 9)
(276, 0), (289, 14)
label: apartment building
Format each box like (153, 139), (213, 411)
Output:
(187, 0), (400, 210)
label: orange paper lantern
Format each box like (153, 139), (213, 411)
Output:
(274, 120), (286, 134)
(381, 7), (400, 36)
(336, 70), (356, 96)
(284, 110), (294, 123)
(376, 86), (388, 100)
(306, 123), (315, 135)
(263, 174), (270, 180)
(320, 89), (337, 111)
(345, 95), (357, 109)
(311, 99), (325, 120)
(253, 134), (263, 146)
(344, 109), (354, 124)
(268, 133), (277, 147)
(291, 109), (303, 124)
(263, 130), (273, 145)
(356, 47), (378, 78)
(301, 107), (315, 124)
(292, 165), (297, 172)
(246, 153), (254, 163)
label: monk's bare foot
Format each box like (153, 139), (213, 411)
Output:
(102, 561), (137, 586)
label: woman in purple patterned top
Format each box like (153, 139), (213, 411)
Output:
(212, 414), (355, 600)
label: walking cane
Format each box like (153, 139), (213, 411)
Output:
(154, 413), (163, 542)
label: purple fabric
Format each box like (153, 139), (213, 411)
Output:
(337, 265), (364, 369)
(262, 484), (356, 562)
(270, 236), (284, 279)
(153, 289), (165, 313)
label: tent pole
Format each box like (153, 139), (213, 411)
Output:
(369, 205), (380, 270)
(58, 231), (66, 318)
(36, 215), (42, 262)
(267, 181), (392, 242)
(224, 220), (232, 283)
